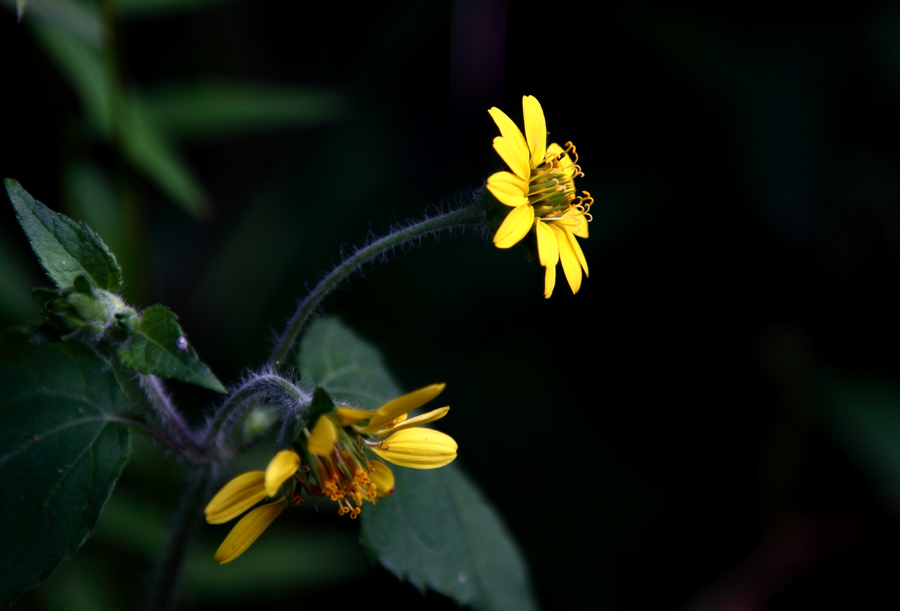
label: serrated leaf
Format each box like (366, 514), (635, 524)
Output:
(117, 304), (226, 393)
(299, 317), (538, 611)
(5, 179), (123, 292)
(0, 338), (132, 605)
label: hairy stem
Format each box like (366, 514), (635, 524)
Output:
(268, 203), (485, 366)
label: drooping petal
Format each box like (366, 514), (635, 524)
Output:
(264, 450), (300, 497)
(553, 224), (582, 294)
(370, 406), (449, 436)
(544, 258), (557, 299)
(359, 383), (446, 434)
(369, 428), (458, 469)
(204, 471), (267, 525)
(535, 220), (559, 268)
(487, 171), (529, 208)
(567, 228), (589, 275)
(523, 95), (547, 168)
(492, 136), (530, 180)
(488, 106), (528, 156)
(213, 500), (286, 564)
(493, 204), (534, 249)
(307, 415), (338, 456)
(369, 461), (395, 499)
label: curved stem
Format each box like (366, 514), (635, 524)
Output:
(268, 203), (484, 366)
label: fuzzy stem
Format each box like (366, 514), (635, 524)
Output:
(268, 203), (485, 366)
(144, 464), (215, 611)
(142, 374), (200, 452)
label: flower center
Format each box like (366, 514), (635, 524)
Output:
(528, 142), (593, 227)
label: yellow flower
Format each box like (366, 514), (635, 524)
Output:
(204, 384), (456, 563)
(487, 95), (592, 298)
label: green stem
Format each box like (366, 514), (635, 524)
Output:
(268, 203), (485, 366)
(144, 465), (215, 611)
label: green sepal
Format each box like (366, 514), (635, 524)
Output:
(5, 179), (123, 293)
(116, 304), (226, 393)
(0, 336), (132, 605)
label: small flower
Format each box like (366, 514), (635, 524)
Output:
(487, 95), (592, 298)
(204, 384), (456, 563)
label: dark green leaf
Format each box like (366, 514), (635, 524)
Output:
(0, 338), (132, 605)
(5, 179), (123, 292)
(117, 304), (226, 393)
(298, 316), (402, 408)
(362, 465), (538, 611)
(299, 317), (537, 611)
(142, 82), (347, 140)
(817, 373), (900, 512)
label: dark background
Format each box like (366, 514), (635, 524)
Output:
(4, 1), (900, 609)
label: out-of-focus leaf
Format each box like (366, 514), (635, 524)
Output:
(30, 23), (211, 218)
(116, 0), (235, 19)
(818, 374), (900, 511)
(5, 179), (123, 292)
(16, 0), (102, 44)
(0, 338), (132, 605)
(143, 82), (348, 140)
(298, 317), (538, 611)
(117, 304), (226, 393)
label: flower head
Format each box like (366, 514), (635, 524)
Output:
(204, 384), (456, 563)
(487, 95), (592, 298)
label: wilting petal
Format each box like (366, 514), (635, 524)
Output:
(205, 471), (267, 525)
(308, 415), (338, 456)
(213, 500), (286, 564)
(371, 406), (449, 436)
(554, 224), (582, 294)
(487, 171), (528, 208)
(265, 450), (300, 497)
(360, 383), (446, 434)
(488, 106), (528, 156)
(369, 428), (458, 469)
(369, 461), (395, 499)
(492, 136), (530, 180)
(523, 95), (547, 167)
(493, 204), (534, 249)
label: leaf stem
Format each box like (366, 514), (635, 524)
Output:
(268, 203), (485, 366)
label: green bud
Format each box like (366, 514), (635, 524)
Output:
(243, 405), (279, 440)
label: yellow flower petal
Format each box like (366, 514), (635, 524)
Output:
(566, 227), (589, 275)
(213, 500), (286, 564)
(554, 224), (582, 294)
(535, 220), (559, 268)
(544, 258), (557, 299)
(523, 95), (547, 168)
(370, 406), (449, 436)
(488, 106), (528, 157)
(264, 450), (300, 497)
(335, 406), (374, 427)
(487, 171), (528, 208)
(369, 461), (395, 499)
(204, 471), (267, 525)
(360, 383), (446, 434)
(547, 142), (575, 179)
(492, 136), (530, 181)
(369, 428), (458, 469)
(308, 415), (338, 456)
(493, 204), (534, 249)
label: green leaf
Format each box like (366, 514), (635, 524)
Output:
(298, 316), (402, 408)
(117, 304), (226, 393)
(142, 82), (347, 140)
(16, 0), (28, 20)
(299, 317), (537, 611)
(817, 373), (900, 512)
(5, 179), (123, 292)
(0, 338), (132, 605)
